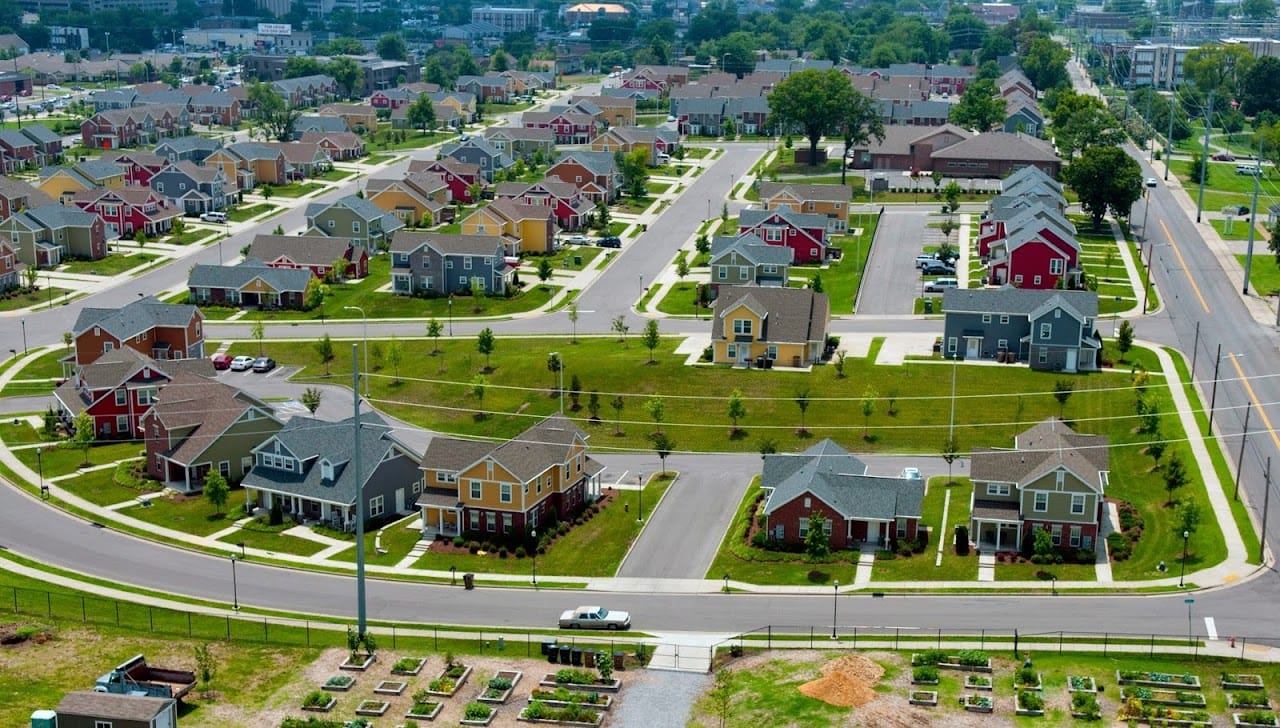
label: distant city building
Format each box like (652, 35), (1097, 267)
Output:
(46, 25), (89, 51)
(562, 2), (630, 25)
(470, 5), (541, 33)
(1128, 43), (1194, 89)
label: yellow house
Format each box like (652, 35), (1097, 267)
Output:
(431, 92), (477, 123)
(37, 161), (125, 203)
(460, 198), (557, 255)
(366, 172), (453, 227)
(711, 286), (830, 368)
(414, 415), (603, 539)
(757, 182), (851, 234)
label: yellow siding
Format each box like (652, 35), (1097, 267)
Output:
(37, 174), (90, 202)
(370, 189), (426, 220)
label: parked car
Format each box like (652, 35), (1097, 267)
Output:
(251, 357), (276, 373)
(561, 234), (591, 245)
(1211, 151), (1235, 161)
(200, 211), (228, 223)
(229, 355), (255, 371)
(559, 606), (631, 630)
(901, 467), (922, 480)
(920, 260), (955, 275)
(924, 277), (958, 293)
(1145, 177), (1157, 188)
(211, 353), (232, 370)
(597, 236), (622, 248)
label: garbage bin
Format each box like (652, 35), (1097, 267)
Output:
(558, 645), (571, 664)
(570, 648), (583, 666)
(584, 650), (595, 668)
(548, 646), (559, 664)
(463, 572), (475, 590)
(924, 299), (933, 313)
(541, 639), (557, 656)
(497, 636), (505, 651)
(573, 255), (582, 266)
(613, 651), (626, 671)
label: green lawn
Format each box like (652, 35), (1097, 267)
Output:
(58, 252), (159, 276)
(0, 287), (76, 312)
(1235, 254), (1280, 296)
(645, 180), (673, 195)
(219, 521), (328, 557)
(228, 203), (278, 222)
(0, 418), (55, 446)
(615, 195), (655, 214)
(57, 463), (162, 507)
(873, 479), (978, 582)
(330, 515), (424, 566)
(121, 490), (237, 537)
(0, 348), (69, 396)
(551, 246), (602, 271)
(1212, 218), (1261, 241)
(15, 441), (143, 478)
(654, 280), (710, 317)
(263, 182), (324, 198)
(363, 152), (400, 165)
(311, 167), (355, 181)
(164, 228), (218, 245)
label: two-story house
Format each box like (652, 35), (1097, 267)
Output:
(407, 158), (486, 203)
(149, 160), (235, 215)
(568, 95), (636, 127)
(482, 126), (556, 161)
(0, 237), (21, 292)
(426, 90), (478, 124)
(187, 258), (315, 309)
(80, 105), (191, 150)
(985, 212), (1082, 290)
(245, 233), (370, 280)
(757, 182), (851, 234)
(390, 230), (511, 297)
(520, 107), (597, 144)
(545, 152), (621, 203)
(970, 418), (1109, 553)
(71, 295), (204, 367)
(205, 142), (288, 189)
(71, 186), (182, 239)
(455, 73), (513, 103)
(366, 172), (454, 228)
(154, 136), (222, 164)
(0, 203), (107, 267)
(0, 129), (37, 172)
(588, 126), (679, 166)
(14, 125), (63, 167)
(439, 137), (513, 183)
(415, 415), (603, 539)
(708, 233), (794, 296)
(190, 89), (242, 126)
(941, 287), (1101, 371)
(142, 374), (282, 492)
(760, 438), (925, 549)
(459, 198), (557, 255)
(260, 141), (331, 180)
(304, 195), (404, 251)
(52, 347), (214, 440)
(242, 412), (423, 530)
(737, 208), (830, 264)
(299, 130), (365, 160)
(103, 150), (171, 187)
(37, 160), (126, 204)
(494, 179), (593, 231)
(271, 74), (338, 107)
(0, 176), (53, 221)
(711, 285), (830, 368)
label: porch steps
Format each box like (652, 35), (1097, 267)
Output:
(853, 551), (875, 587)
(977, 553), (996, 582)
(396, 538), (432, 569)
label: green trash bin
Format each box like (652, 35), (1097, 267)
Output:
(924, 298), (933, 313)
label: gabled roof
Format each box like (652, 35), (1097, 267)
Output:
(155, 136), (222, 155)
(246, 234), (358, 266)
(409, 157), (483, 179)
(73, 295), (199, 339)
(146, 373), (277, 466)
(187, 258), (314, 292)
(480, 197), (556, 224)
(300, 131), (364, 149)
(484, 126), (555, 143)
(24, 203), (101, 230)
(757, 182), (851, 205)
(0, 176), (53, 205)
(390, 230), (504, 256)
(163, 160), (222, 184)
(70, 346), (213, 391)
(440, 136), (510, 164)
(306, 195), (405, 232)
(760, 438), (924, 521)
(57, 692), (172, 721)
(260, 141), (329, 166)
(0, 129), (35, 148)
(931, 132), (1059, 163)
(423, 414), (592, 482)
(738, 206), (830, 231)
(550, 150), (618, 176)
(993, 221), (1078, 259)
(711, 285), (829, 345)
(1001, 164), (1063, 195)
(970, 418), (1109, 493)
(709, 233), (794, 266)
(295, 114), (349, 133)
(941, 287), (1098, 318)
(224, 142), (284, 162)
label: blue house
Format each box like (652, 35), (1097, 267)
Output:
(941, 288), (1100, 372)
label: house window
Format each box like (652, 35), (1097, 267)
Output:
(369, 496), (384, 517)
(327, 219), (335, 228)
(500, 484), (512, 503)
(767, 345), (777, 359)
(1038, 348), (1048, 363)
(487, 512), (496, 532)
(763, 265), (776, 274)
(1033, 275), (1042, 286)
(155, 182), (163, 192)
(773, 524), (784, 540)
(446, 260), (453, 269)
(1056, 471), (1065, 487)
(469, 510), (480, 530)
(502, 513), (513, 533)
(716, 265), (727, 279)
(1050, 524), (1062, 545)
(95, 722), (113, 728)
(115, 390), (127, 406)
(352, 221), (361, 233)
(469, 481), (482, 500)
(803, 496), (811, 508)
(764, 227), (782, 242)
(738, 266), (748, 280)
(726, 343), (736, 359)
(986, 483), (1010, 497)
(218, 461), (230, 477)
(896, 518), (908, 537)
(137, 388), (156, 405)
(732, 319), (752, 335)
(464, 257), (472, 270)
(1050, 258), (1064, 275)
(1014, 274), (1023, 285)
(459, 275), (467, 286)
(997, 338), (1008, 351)
(1000, 314), (1010, 324)
(1033, 492), (1048, 512)
(116, 415), (128, 432)
(947, 337), (957, 353)
(798, 517), (809, 538)
(982, 314), (991, 323)
(438, 471), (457, 483)
(1039, 323), (1052, 339)
(1071, 493), (1086, 515)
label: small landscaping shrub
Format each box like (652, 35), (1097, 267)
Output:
(1234, 692), (1271, 708)
(1018, 690), (1045, 711)
(392, 657), (421, 673)
(453, 536), (465, 547)
(446, 662), (467, 679)
(965, 675), (991, 688)
(1016, 666), (1039, 686)
(912, 666), (938, 682)
(280, 718), (344, 728)
(955, 649), (988, 666)
(428, 677), (456, 693)
(324, 675), (352, 688)
(555, 668), (597, 685)
(464, 702), (492, 720)
(488, 676), (514, 691)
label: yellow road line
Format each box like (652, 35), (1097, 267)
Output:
(1158, 218), (1210, 314)
(1229, 354), (1280, 451)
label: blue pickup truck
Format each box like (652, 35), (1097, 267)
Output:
(95, 655), (196, 700)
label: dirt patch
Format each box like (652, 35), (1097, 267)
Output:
(797, 654), (884, 708)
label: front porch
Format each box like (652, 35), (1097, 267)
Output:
(971, 499), (1022, 551)
(253, 489), (360, 532)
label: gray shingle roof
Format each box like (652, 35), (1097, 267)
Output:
(931, 131), (1059, 163)
(761, 438), (924, 520)
(757, 182), (851, 204)
(709, 233), (794, 266)
(970, 418), (1109, 492)
(738, 207), (830, 231)
(390, 230), (504, 256)
(58, 691), (173, 721)
(73, 295), (199, 340)
(711, 286), (829, 345)
(941, 288), (1098, 318)
(187, 259), (313, 292)
(246, 234), (355, 266)
(295, 115), (349, 134)
(25, 203), (100, 229)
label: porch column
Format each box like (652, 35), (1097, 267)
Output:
(320, 502), (330, 521)
(995, 522), (1002, 551)
(184, 466), (190, 491)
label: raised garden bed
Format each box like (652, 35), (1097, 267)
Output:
(908, 690), (938, 707)
(520, 700), (603, 726)
(340, 654), (376, 671)
(913, 649), (993, 673)
(1234, 711), (1279, 727)
(1224, 674), (1267, 691)
(1068, 675), (1098, 693)
(1071, 692), (1103, 720)
(391, 656), (428, 676)
(1117, 670), (1201, 689)
(911, 665), (939, 686)
(461, 701), (497, 726)
(1121, 686), (1207, 707)
(321, 675), (354, 692)
(965, 674), (993, 691)
(541, 670), (621, 693)
(375, 680), (407, 695)
(426, 662), (472, 697)
(1232, 694), (1275, 710)
(529, 687), (613, 710)
(961, 694), (994, 713)
(301, 691), (336, 713)
(1128, 708), (1211, 726)
(478, 670), (523, 704)
(1015, 668), (1043, 691)
(356, 699), (390, 717)
(405, 690), (443, 721)
(1016, 690), (1045, 717)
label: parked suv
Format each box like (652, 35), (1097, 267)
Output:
(920, 259), (955, 275)
(200, 211), (228, 223)
(597, 236), (622, 248)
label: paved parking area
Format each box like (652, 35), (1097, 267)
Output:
(858, 210), (929, 314)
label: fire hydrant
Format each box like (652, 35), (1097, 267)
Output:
(1230, 636), (1237, 648)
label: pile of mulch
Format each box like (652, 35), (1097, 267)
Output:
(797, 654), (885, 708)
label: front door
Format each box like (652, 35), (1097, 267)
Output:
(394, 487), (404, 514)
(966, 337), (981, 359)
(1065, 348), (1078, 373)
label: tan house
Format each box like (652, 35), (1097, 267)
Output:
(37, 160), (126, 203)
(757, 182), (852, 234)
(299, 131), (366, 161)
(460, 198), (558, 255)
(588, 126), (679, 165)
(415, 415), (604, 539)
(205, 143), (287, 189)
(317, 103), (379, 132)
(569, 95), (636, 127)
(711, 286), (830, 368)
(367, 172), (454, 227)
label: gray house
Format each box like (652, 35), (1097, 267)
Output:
(482, 126), (556, 161)
(305, 194), (404, 250)
(709, 232), (793, 296)
(242, 412), (423, 531)
(187, 259), (314, 309)
(439, 137), (513, 182)
(150, 160), (235, 214)
(1004, 99), (1044, 136)
(390, 230), (511, 296)
(941, 288), (1100, 372)
(155, 136), (222, 164)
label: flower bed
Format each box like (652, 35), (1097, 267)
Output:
(300, 691), (336, 713)
(1071, 692), (1102, 720)
(961, 694), (994, 713)
(540, 669), (621, 693)
(461, 701), (496, 726)
(1016, 690), (1045, 717)
(908, 690), (938, 707)
(965, 674), (993, 691)
(340, 654), (375, 671)
(1068, 675), (1098, 693)
(520, 700), (603, 726)
(1121, 686), (1207, 707)
(321, 675), (354, 692)
(355, 699), (389, 717)
(405, 689), (443, 721)
(478, 670), (523, 704)
(1224, 674), (1267, 691)
(375, 680), (407, 696)
(391, 656), (428, 676)
(1116, 670), (1201, 689)
(426, 662), (472, 697)
(1234, 711), (1279, 727)
(529, 687), (613, 710)
(1130, 707), (1211, 726)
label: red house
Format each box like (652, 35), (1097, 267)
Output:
(545, 152), (621, 203)
(494, 178), (594, 231)
(520, 108), (597, 144)
(760, 439), (924, 549)
(408, 158), (485, 204)
(104, 151), (171, 187)
(71, 296), (204, 367)
(987, 219), (1082, 290)
(737, 207), (831, 264)
(52, 347), (214, 440)
(244, 233), (370, 280)
(72, 186), (183, 239)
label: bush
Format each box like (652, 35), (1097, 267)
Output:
(1016, 666), (1039, 686)
(1108, 531), (1132, 561)
(488, 676), (514, 691)
(912, 649), (948, 666)
(955, 649), (988, 666)
(464, 702), (492, 720)
(392, 657), (421, 673)
(1018, 690), (1045, 711)
(301, 691), (330, 707)
(555, 668), (596, 685)
(1238, 710), (1278, 726)
(453, 536), (465, 548)
(1071, 692), (1102, 719)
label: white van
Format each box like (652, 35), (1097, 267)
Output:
(925, 277), (958, 293)
(1236, 164), (1260, 176)
(200, 211), (228, 223)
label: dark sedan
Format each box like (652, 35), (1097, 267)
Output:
(251, 357), (276, 373)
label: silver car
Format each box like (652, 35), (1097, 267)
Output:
(559, 606), (631, 630)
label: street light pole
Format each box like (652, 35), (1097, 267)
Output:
(343, 306), (369, 398)
(230, 556), (239, 610)
(636, 471), (643, 522)
(1178, 529), (1190, 587)
(37, 447), (46, 498)
(1185, 598), (1195, 646)
(352, 345), (367, 638)
(550, 352), (564, 414)
(531, 528), (538, 587)
(831, 580), (839, 639)
(20, 318), (26, 353)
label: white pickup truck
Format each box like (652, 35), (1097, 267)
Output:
(559, 606), (631, 630)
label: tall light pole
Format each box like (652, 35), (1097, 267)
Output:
(831, 580), (839, 639)
(352, 345), (367, 638)
(19, 318), (26, 353)
(1185, 598), (1195, 646)
(36, 446), (46, 498)
(343, 306), (369, 398)
(230, 555), (239, 610)
(1178, 529), (1190, 587)
(531, 527), (538, 587)
(636, 471), (643, 522)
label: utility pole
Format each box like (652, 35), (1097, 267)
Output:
(1195, 91), (1213, 223)
(1144, 90), (1154, 161)
(1243, 136), (1263, 295)
(1206, 343), (1222, 436)
(1190, 321), (1201, 382)
(1234, 402), (1251, 500)
(1262, 457), (1271, 563)
(1165, 87), (1176, 181)
(352, 345), (367, 639)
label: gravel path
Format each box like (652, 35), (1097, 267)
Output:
(611, 668), (710, 728)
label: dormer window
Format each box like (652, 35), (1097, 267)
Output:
(320, 459), (334, 482)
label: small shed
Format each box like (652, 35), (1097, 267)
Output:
(54, 691), (177, 728)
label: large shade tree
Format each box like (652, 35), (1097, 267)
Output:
(1062, 145), (1143, 232)
(767, 68), (861, 167)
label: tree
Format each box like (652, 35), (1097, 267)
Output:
(837, 88), (884, 185)
(676, 256), (690, 280)
(948, 78), (1005, 131)
(1176, 500), (1202, 539)
(376, 33), (407, 60)
(1116, 320), (1134, 361)
(326, 56), (364, 99)
(641, 319), (660, 363)
(727, 389), (747, 434)
(767, 69), (861, 166)
(314, 333), (335, 376)
(302, 387), (323, 414)
(644, 396), (665, 432)
(246, 82), (299, 142)
(204, 471), (229, 516)
(193, 644), (217, 699)
(588, 392), (601, 420)
(794, 388), (811, 435)
(709, 668), (735, 728)
(943, 181), (963, 213)
(1163, 453), (1189, 504)
(1051, 93), (1124, 160)
(405, 94), (436, 134)
(610, 395), (626, 435)
(1053, 379), (1075, 418)
(833, 350), (847, 378)
(619, 148), (650, 198)
(427, 318), (443, 354)
(695, 233), (711, 256)
(594, 199), (612, 231)
(537, 257), (554, 284)
(611, 315), (630, 346)
(470, 375), (488, 417)
(476, 327), (495, 370)
(546, 351), (562, 395)
(804, 511), (831, 561)
(1240, 56), (1280, 116)
(1183, 43), (1254, 98)
(569, 374), (582, 411)
(567, 301), (579, 344)
(1062, 145), (1143, 232)
(809, 274), (824, 293)
(304, 277), (325, 310)
(649, 430), (675, 475)
(942, 435), (960, 482)
(1018, 35), (1070, 91)
(385, 337), (403, 384)
(860, 388), (877, 440)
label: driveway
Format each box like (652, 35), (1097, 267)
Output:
(857, 209), (931, 314)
